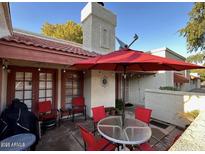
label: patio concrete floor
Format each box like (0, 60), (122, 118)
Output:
(36, 111), (184, 151)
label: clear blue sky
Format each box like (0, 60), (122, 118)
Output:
(10, 2), (193, 57)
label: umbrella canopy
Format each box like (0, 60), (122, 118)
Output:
(72, 49), (204, 72)
(72, 48), (204, 126)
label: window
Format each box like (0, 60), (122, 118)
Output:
(15, 72), (33, 110)
(63, 72), (83, 104)
(38, 73), (53, 103)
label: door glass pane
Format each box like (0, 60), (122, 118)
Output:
(15, 81), (23, 90)
(65, 97), (72, 104)
(73, 81), (80, 88)
(73, 89), (78, 96)
(39, 81), (45, 89)
(47, 73), (52, 81)
(15, 91), (23, 99)
(66, 89), (72, 95)
(25, 73), (32, 81)
(46, 90), (52, 97)
(66, 81), (72, 88)
(24, 91), (32, 99)
(39, 98), (45, 102)
(46, 82), (52, 89)
(16, 72), (24, 80)
(39, 73), (46, 81)
(73, 74), (78, 79)
(25, 81), (32, 90)
(46, 97), (52, 103)
(39, 90), (45, 98)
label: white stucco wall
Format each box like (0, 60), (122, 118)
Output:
(145, 89), (205, 128)
(128, 71), (174, 106)
(84, 70), (115, 117)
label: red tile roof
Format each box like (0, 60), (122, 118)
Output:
(174, 73), (189, 84)
(1, 30), (98, 57)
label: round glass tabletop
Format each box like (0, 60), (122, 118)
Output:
(97, 116), (152, 145)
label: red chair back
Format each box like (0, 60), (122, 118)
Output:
(135, 107), (152, 124)
(72, 96), (84, 106)
(92, 106), (106, 123)
(38, 101), (52, 113)
(78, 125), (96, 148)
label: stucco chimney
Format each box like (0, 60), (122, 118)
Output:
(81, 2), (116, 54)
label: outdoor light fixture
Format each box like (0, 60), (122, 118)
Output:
(2, 59), (8, 70)
(38, 68), (41, 71)
(63, 69), (66, 73)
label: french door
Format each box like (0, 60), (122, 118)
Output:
(7, 66), (57, 113)
(61, 70), (83, 108)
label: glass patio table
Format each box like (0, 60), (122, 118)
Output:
(97, 116), (152, 149)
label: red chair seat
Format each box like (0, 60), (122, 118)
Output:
(88, 138), (116, 151)
(72, 107), (84, 113)
(78, 124), (116, 151)
(39, 112), (57, 121)
(139, 143), (154, 151)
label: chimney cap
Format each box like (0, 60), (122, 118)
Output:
(97, 2), (104, 6)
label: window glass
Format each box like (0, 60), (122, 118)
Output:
(16, 72), (24, 80)
(15, 81), (23, 90)
(25, 73), (32, 81)
(25, 81), (32, 90)
(24, 91), (32, 99)
(15, 91), (23, 99)
(39, 73), (46, 81)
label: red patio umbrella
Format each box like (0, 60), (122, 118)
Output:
(72, 48), (204, 125)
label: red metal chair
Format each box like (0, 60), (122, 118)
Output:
(38, 100), (58, 122)
(92, 106), (106, 134)
(135, 107), (152, 125)
(71, 96), (86, 122)
(38, 100), (59, 137)
(78, 124), (116, 151)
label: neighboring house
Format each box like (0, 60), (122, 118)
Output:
(0, 3), (13, 38)
(116, 47), (195, 106)
(189, 73), (201, 89)
(0, 2), (197, 116)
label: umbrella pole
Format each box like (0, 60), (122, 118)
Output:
(122, 65), (127, 127)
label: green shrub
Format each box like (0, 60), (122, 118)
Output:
(159, 86), (179, 91)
